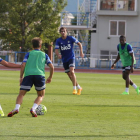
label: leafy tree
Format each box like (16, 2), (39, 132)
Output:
(0, 0), (67, 51)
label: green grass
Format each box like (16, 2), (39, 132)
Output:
(0, 70), (140, 140)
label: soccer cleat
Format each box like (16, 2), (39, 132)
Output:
(73, 89), (77, 95)
(7, 109), (19, 117)
(30, 108), (37, 117)
(135, 87), (139, 95)
(0, 110), (4, 116)
(77, 88), (82, 95)
(121, 91), (129, 95)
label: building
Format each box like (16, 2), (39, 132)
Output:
(91, 0), (138, 58)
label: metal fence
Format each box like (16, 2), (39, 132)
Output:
(0, 51), (26, 63)
(53, 53), (124, 69)
(1, 51), (140, 69)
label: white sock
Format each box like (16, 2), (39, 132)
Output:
(73, 86), (76, 90)
(77, 84), (81, 89)
(132, 83), (137, 89)
(0, 105), (2, 110)
(125, 88), (129, 92)
(15, 104), (20, 110)
(32, 103), (38, 111)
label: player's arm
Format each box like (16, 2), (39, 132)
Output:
(77, 42), (84, 58)
(19, 52), (29, 85)
(0, 60), (21, 68)
(111, 54), (120, 69)
(46, 63), (54, 83)
(127, 44), (134, 73)
(55, 49), (61, 59)
(55, 39), (61, 59)
(130, 53), (134, 73)
(20, 62), (26, 85)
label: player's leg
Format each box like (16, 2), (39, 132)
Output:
(7, 76), (33, 117)
(121, 67), (131, 95)
(0, 104), (4, 116)
(122, 66), (139, 95)
(30, 75), (46, 117)
(67, 72), (82, 95)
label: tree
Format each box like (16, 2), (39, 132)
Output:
(0, 0), (67, 51)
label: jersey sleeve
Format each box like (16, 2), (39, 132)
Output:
(127, 44), (133, 53)
(45, 54), (52, 65)
(55, 39), (60, 49)
(22, 52), (30, 62)
(0, 57), (3, 62)
(71, 36), (79, 44)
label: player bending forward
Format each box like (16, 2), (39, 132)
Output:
(0, 58), (21, 116)
(55, 27), (84, 95)
(7, 37), (54, 117)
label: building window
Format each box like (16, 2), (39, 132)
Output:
(109, 20), (126, 36)
(100, 0), (135, 11)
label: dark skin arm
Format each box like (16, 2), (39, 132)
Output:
(111, 54), (120, 69)
(130, 52), (134, 73)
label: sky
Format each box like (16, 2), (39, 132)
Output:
(64, 0), (84, 12)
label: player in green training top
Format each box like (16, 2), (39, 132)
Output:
(111, 35), (139, 95)
(7, 37), (54, 117)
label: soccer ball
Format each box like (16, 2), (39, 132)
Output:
(35, 104), (47, 115)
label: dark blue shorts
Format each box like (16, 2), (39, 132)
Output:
(63, 59), (75, 73)
(20, 75), (46, 91)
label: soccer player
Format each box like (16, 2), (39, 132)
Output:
(0, 58), (21, 116)
(111, 35), (139, 95)
(55, 27), (84, 95)
(7, 37), (54, 117)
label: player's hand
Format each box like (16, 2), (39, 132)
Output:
(58, 54), (62, 59)
(80, 52), (84, 58)
(46, 77), (52, 83)
(111, 64), (115, 69)
(20, 78), (23, 85)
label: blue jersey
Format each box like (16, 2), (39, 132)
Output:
(55, 36), (79, 63)
(0, 57), (3, 62)
(22, 49), (52, 65)
(117, 43), (133, 54)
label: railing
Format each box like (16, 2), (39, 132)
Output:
(60, 12), (91, 27)
(98, 0), (136, 11)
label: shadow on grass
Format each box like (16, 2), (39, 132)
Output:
(0, 134), (139, 138)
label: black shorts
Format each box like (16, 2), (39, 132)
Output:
(122, 66), (131, 72)
(63, 59), (75, 73)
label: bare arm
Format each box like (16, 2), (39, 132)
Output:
(111, 54), (120, 69)
(77, 42), (84, 58)
(0, 60), (21, 68)
(46, 63), (54, 83)
(130, 53), (134, 73)
(55, 49), (61, 59)
(20, 62), (26, 85)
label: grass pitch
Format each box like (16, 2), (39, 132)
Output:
(0, 70), (140, 140)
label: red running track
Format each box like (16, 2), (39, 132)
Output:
(0, 65), (140, 74)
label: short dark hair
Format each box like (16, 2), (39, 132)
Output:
(119, 35), (126, 40)
(31, 37), (42, 48)
(59, 27), (67, 33)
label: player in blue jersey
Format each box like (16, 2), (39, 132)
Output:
(111, 35), (139, 95)
(0, 57), (21, 116)
(7, 37), (54, 117)
(55, 27), (84, 95)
